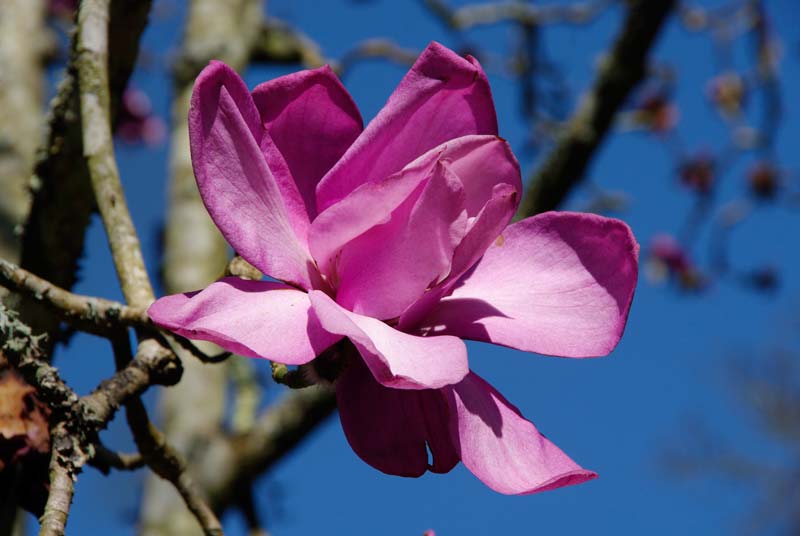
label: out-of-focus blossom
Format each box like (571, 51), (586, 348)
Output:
(647, 234), (706, 292)
(743, 265), (779, 292)
(706, 72), (746, 117)
(678, 152), (716, 195)
(48, 0), (77, 20)
(628, 87), (679, 133)
(747, 161), (780, 200)
(116, 88), (167, 146)
(148, 42), (639, 494)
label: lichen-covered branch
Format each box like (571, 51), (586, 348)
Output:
(517, 0), (675, 217)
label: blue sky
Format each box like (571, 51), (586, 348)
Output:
(32, 0), (800, 534)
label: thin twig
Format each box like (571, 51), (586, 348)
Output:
(0, 259), (150, 335)
(90, 444), (146, 474)
(111, 335), (224, 536)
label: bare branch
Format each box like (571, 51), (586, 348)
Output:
(517, 0), (675, 217)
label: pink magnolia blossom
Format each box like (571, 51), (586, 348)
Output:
(148, 42), (639, 494)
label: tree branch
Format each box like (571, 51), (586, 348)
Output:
(12, 0), (151, 341)
(0, 259), (150, 336)
(517, 0), (675, 218)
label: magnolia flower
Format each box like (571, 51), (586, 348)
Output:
(148, 42), (639, 494)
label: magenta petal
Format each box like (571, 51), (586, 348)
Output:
(422, 212), (639, 357)
(398, 182), (519, 330)
(336, 356), (458, 477)
(308, 291), (468, 390)
(189, 62), (316, 288)
(446, 372), (597, 494)
(335, 161), (467, 320)
(316, 41), (498, 211)
(252, 66), (363, 219)
(147, 278), (340, 364)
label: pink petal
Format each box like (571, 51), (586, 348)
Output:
(309, 144), (444, 280)
(422, 212), (639, 357)
(334, 161), (467, 320)
(336, 356), (458, 477)
(436, 135), (521, 216)
(316, 41), (498, 211)
(399, 182), (520, 330)
(310, 135), (516, 293)
(189, 62), (317, 288)
(446, 372), (596, 494)
(147, 278), (340, 364)
(252, 66), (363, 219)
(308, 291), (468, 390)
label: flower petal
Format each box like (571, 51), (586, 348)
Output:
(422, 212), (639, 357)
(446, 372), (596, 494)
(309, 291), (468, 389)
(189, 61), (317, 288)
(147, 278), (340, 364)
(334, 161), (467, 320)
(252, 66), (363, 219)
(336, 356), (458, 477)
(316, 41), (498, 211)
(398, 182), (519, 330)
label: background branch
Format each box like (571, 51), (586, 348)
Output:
(517, 0), (675, 218)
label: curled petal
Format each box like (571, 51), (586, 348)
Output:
(309, 291), (468, 390)
(147, 278), (340, 364)
(446, 372), (596, 494)
(253, 66), (363, 219)
(189, 61), (317, 288)
(422, 212), (639, 357)
(316, 41), (498, 211)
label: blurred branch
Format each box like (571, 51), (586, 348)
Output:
(517, 0), (675, 218)
(206, 387), (337, 513)
(0, 0), (48, 264)
(112, 335), (222, 536)
(250, 18), (326, 68)
(142, 0), (264, 533)
(424, 0), (615, 30)
(336, 39), (419, 77)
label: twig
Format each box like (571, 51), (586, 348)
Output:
(90, 444), (145, 474)
(424, 0), (615, 30)
(250, 18), (326, 68)
(111, 335), (223, 536)
(207, 387), (337, 512)
(0, 259), (150, 335)
(517, 0), (675, 217)
(77, 0), (154, 309)
(335, 39), (419, 77)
